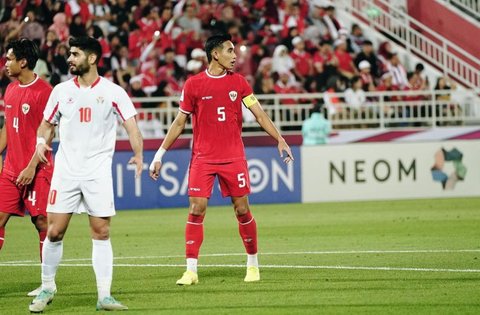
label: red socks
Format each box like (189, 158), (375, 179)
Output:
(39, 230), (47, 262)
(185, 214), (204, 259)
(0, 227), (4, 250)
(236, 211), (257, 255)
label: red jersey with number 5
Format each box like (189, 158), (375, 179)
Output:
(2, 75), (53, 178)
(179, 70), (253, 163)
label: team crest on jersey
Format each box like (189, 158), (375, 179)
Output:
(96, 96), (105, 104)
(229, 91), (238, 101)
(67, 97), (74, 104)
(21, 103), (30, 114)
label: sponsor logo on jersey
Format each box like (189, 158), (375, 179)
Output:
(189, 187), (201, 191)
(201, 96), (212, 100)
(67, 97), (74, 104)
(229, 91), (238, 101)
(22, 103), (30, 114)
(5, 104), (12, 108)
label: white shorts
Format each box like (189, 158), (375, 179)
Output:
(47, 176), (115, 217)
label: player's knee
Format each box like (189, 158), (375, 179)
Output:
(189, 202), (207, 216)
(234, 204), (249, 216)
(31, 215), (48, 231)
(47, 227), (65, 242)
(91, 226), (110, 240)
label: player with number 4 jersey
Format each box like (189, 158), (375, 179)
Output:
(0, 39), (53, 297)
(149, 34), (294, 285)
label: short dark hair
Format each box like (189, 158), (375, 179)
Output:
(6, 38), (39, 70)
(205, 34), (232, 63)
(69, 36), (103, 64)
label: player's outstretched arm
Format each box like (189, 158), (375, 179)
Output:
(123, 117), (144, 178)
(149, 111), (188, 180)
(249, 102), (294, 163)
(36, 119), (55, 165)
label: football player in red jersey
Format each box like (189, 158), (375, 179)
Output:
(0, 38), (53, 296)
(150, 34), (294, 285)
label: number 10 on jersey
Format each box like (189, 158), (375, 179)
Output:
(79, 107), (92, 123)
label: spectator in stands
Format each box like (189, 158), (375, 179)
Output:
(34, 51), (51, 81)
(387, 52), (409, 89)
(348, 23), (366, 54)
(89, 0), (112, 36)
(290, 36), (314, 91)
(110, 0), (130, 29)
(377, 40), (393, 73)
(345, 76), (367, 111)
(48, 12), (69, 42)
(254, 57), (276, 99)
(133, 0), (150, 22)
(306, 0), (329, 43)
(40, 29), (59, 57)
(413, 62), (429, 90)
(21, 10), (45, 45)
(322, 5), (343, 41)
(302, 103), (331, 145)
(354, 40), (380, 78)
(323, 75), (346, 116)
(357, 60), (375, 92)
(272, 44), (295, 78)
(129, 75), (147, 108)
(186, 59), (203, 78)
(312, 39), (338, 91)
(281, 2), (305, 39)
(334, 38), (357, 80)
(52, 43), (70, 82)
(282, 26), (300, 51)
(0, 7), (22, 43)
(69, 14), (87, 37)
(64, 0), (91, 26)
(177, 2), (202, 35)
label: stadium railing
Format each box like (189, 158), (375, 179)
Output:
(1, 89), (478, 139)
(123, 89), (479, 139)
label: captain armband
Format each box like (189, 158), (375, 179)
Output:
(242, 94), (258, 108)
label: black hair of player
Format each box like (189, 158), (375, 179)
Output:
(6, 38), (39, 70)
(205, 34), (232, 63)
(69, 36), (103, 65)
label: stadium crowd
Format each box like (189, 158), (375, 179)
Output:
(0, 0), (456, 118)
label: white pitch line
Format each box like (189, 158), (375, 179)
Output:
(1, 262), (480, 273)
(1, 249), (479, 265)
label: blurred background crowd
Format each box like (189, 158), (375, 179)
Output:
(0, 0), (456, 113)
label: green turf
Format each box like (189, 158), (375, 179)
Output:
(1, 198), (480, 314)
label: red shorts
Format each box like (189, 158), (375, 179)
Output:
(188, 160), (251, 198)
(0, 172), (51, 217)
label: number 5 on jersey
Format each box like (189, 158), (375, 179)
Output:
(79, 107), (92, 123)
(217, 107), (225, 121)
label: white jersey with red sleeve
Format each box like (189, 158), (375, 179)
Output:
(44, 76), (136, 180)
(179, 70), (255, 163)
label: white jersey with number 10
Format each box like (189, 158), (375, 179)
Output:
(44, 77), (136, 180)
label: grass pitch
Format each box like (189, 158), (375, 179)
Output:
(1, 198), (479, 314)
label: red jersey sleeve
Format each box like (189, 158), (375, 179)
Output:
(179, 78), (195, 114)
(239, 75), (253, 98)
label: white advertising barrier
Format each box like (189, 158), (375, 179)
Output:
(302, 140), (480, 202)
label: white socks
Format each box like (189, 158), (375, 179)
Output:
(92, 239), (113, 300)
(247, 254), (258, 268)
(186, 258), (198, 273)
(41, 238), (63, 291)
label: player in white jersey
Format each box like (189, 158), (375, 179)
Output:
(29, 36), (143, 313)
